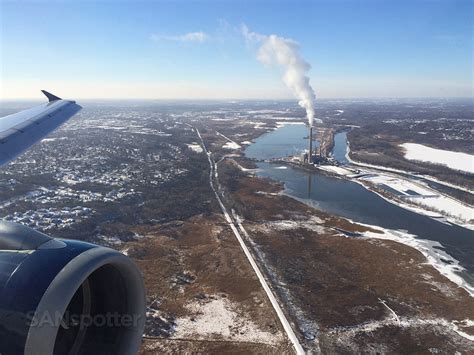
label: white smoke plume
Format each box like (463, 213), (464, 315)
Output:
(242, 25), (317, 126)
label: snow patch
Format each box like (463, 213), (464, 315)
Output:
(187, 144), (203, 153)
(318, 165), (354, 176)
(261, 217), (326, 233)
(42, 137), (67, 143)
(276, 121), (305, 128)
(346, 143), (473, 194)
(254, 122), (267, 129)
(172, 297), (280, 344)
(400, 143), (474, 174)
(358, 173), (474, 225)
(222, 142), (241, 150)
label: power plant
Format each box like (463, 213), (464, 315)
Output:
(303, 124), (335, 166)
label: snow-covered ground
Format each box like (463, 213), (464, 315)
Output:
(172, 296), (281, 344)
(346, 142), (473, 194)
(41, 137), (67, 143)
(400, 143), (474, 174)
(276, 121), (305, 128)
(259, 217), (326, 234)
(317, 165), (354, 176)
(186, 143), (203, 153)
(358, 173), (474, 226)
(313, 164), (473, 227)
(223, 141), (241, 150)
(344, 142), (474, 227)
(232, 161), (256, 172)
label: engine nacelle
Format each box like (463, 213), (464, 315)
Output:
(0, 221), (145, 355)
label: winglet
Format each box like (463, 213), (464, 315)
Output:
(41, 90), (62, 102)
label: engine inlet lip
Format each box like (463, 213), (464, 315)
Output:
(24, 246), (146, 355)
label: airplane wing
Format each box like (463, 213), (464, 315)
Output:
(0, 90), (82, 166)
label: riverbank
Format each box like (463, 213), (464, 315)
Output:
(217, 156), (474, 352)
(330, 134), (474, 229)
(268, 127), (474, 229)
(345, 131), (474, 195)
(266, 154), (474, 231)
(346, 141), (474, 195)
(320, 163), (473, 230)
(245, 123), (474, 288)
(273, 168), (474, 296)
(263, 162), (474, 295)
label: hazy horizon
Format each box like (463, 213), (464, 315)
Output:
(2, 96), (474, 103)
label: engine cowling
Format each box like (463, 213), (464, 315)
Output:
(0, 221), (145, 355)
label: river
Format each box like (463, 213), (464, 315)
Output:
(245, 125), (474, 290)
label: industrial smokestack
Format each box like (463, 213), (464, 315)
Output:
(309, 126), (313, 163)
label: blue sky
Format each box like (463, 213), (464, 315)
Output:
(1, 0), (472, 99)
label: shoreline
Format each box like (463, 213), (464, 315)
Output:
(342, 141), (473, 229)
(268, 158), (473, 231)
(264, 122), (473, 229)
(345, 141), (473, 194)
(243, 122), (473, 297)
(280, 189), (474, 297)
(290, 185), (474, 297)
(244, 160), (474, 297)
(349, 176), (474, 231)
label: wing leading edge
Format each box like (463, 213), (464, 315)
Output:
(0, 91), (82, 166)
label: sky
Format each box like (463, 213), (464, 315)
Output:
(1, 0), (472, 100)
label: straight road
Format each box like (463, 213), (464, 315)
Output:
(195, 127), (305, 355)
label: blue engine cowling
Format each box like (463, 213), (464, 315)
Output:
(0, 221), (145, 355)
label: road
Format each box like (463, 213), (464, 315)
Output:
(194, 127), (305, 355)
(215, 130), (240, 146)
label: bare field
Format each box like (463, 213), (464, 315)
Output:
(218, 159), (474, 353)
(141, 338), (286, 354)
(129, 214), (291, 353)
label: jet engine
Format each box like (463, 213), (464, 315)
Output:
(0, 221), (145, 355)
